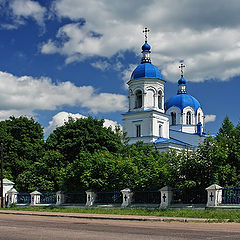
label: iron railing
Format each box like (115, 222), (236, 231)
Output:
(172, 188), (207, 204)
(64, 192), (86, 204)
(40, 192), (56, 204)
(222, 186), (240, 204)
(95, 191), (121, 204)
(132, 190), (160, 204)
(17, 193), (31, 204)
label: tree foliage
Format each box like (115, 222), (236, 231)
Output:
(0, 116), (45, 191)
(1, 115), (240, 193)
(46, 116), (123, 163)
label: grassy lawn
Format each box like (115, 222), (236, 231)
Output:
(1, 206), (240, 222)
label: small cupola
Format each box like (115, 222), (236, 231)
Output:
(141, 27), (151, 64)
(177, 62), (187, 94)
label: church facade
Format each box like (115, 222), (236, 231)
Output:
(122, 29), (206, 151)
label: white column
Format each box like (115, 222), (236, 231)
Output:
(85, 190), (96, 206)
(6, 188), (18, 208)
(159, 186), (173, 209)
(56, 191), (65, 205)
(30, 190), (42, 206)
(121, 188), (133, 207)
(206, 184), (222, 207)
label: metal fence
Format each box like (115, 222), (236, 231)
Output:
(40, 192), (56, 204)
(95, 191), (121, 204)
(14, 187), (214, 206)
(132, 190), (160, 204)
(64, 192), (86, 204)
(17, 193), (31, 204)
(222, 186), (240, 204)
(172, 188), (207, 204)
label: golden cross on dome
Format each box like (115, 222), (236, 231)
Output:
(179, 62), (185, 77)
(143, 27), (150, 42)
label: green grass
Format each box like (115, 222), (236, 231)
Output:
(1, 206), (240, 222)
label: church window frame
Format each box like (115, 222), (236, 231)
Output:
(158, 90), (163, 109)
(186, 111), (191, 125)
(171, 112), (176, 125)
(198, 112), (201, 123)
(135, 90), (143, 109)
(136, 124), (141, 137)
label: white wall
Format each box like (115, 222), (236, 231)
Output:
(122, 110), (169, 144)
(128, 78), (165, 113)
(166, 106), (181, 125)
(167, 106), (205, 134)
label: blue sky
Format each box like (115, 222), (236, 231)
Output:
(0, 0), (239, 136)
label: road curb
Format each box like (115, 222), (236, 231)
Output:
(0, 210), (228, 223)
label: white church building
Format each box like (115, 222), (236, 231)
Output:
(122, 29), (207, 151)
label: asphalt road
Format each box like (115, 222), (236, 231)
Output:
(0, 214), (240, 240)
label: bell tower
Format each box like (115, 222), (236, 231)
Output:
(122, 28), (169, 144)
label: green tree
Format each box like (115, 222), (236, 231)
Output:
(15, 150), (65, 192)
(215, 116), (240, 184)
(120, 142), (169, 190)
(0, 116), (45, 190)
(217, 116), (235, 140)
(46, 117), (123, 164)
(63, 151), (120, 191)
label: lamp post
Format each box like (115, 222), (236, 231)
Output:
(0, 143), (3, 208)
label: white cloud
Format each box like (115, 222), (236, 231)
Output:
(121, 64), (137, 89)
(44, 111), (122, 135)
(44, 111), (86, 135)
(0, 23), (18, 30)
(91, 60), (110, 71)
(41, 40), (58, 54)
(81, 93), (127, 114)
(41, 22), (138, 63)
(0, 109), (34, 121)
(205, 114), (216, 123)
(0, 70), (127, 120)
(39, 0), (240, 83)
(90, 59), (124, 72)
(102, 118), (122, 132)
(10, 0), (46, 26)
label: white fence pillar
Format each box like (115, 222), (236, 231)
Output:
(85, 190), (96, 206)
(0, 178), (15, 207)
(56, 191), (65, 205)
(159, 186), (173, 209)
(206, 183), (222, 207)
(30, 190), (42, 206)
(7, 188), (18, 207)
(121, 188), (133, 207)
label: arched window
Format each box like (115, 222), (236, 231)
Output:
(198, 112), (201, 123)
(171, 112), (176, 125)
(129, 89), (133, 110)
(135, 90), (142, 108)
(158, 91), (162, 109)
(186, 111), (191, 125)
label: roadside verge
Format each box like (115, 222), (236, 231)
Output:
(0, 210), (229, 223)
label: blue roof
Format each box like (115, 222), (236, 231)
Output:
(142, 42), (151, 51)
(154, 137), (193, 147)
(166, 94), (201, 112)
(178, 76), (186, 85)
(131, 63), (162, 80)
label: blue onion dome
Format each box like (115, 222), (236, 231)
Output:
(178, 76), (186, 85)
(131, 63), (162, 80)
(142, 41), (151, 51)
(165, 94), (201, 112)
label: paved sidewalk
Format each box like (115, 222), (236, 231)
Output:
(0, 210), (225, 223)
